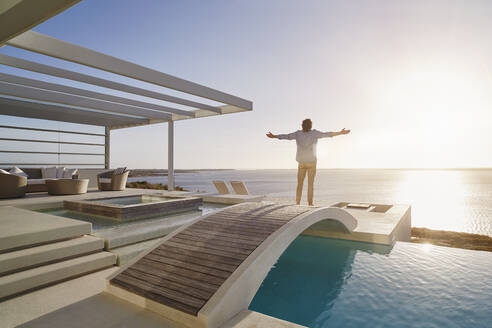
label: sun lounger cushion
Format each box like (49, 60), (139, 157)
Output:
(212, 181), (230, 194)
(230, 181), (249, 195)
(0, 169), (9, 175)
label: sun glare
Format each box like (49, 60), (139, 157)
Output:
(364, 68), (486, 168)
(396, 170), (470, 232)
(421, 243), (433, 253)
(386, 70), (479, 127)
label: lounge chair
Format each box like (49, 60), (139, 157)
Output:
(230, 180), (249, 195)
(0, 169), (27, 198)
(97, 168), (130, 191)
(212, 180), (231, 194)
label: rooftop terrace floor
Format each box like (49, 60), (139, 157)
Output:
(0, 189), (411, 327)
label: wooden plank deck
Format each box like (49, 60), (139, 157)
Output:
(110, 203), (310, 316)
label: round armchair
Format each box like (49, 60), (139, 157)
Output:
(0, 172), (27, 198)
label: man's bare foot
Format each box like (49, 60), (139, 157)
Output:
(308, 203), (314, 206)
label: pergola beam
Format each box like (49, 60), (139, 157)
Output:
(0, 54), (221, 114)
(0, 72), (195, 118)
(0, 0), (81, 46)
(0, 96), (147, 127)
(7, 31), (253, 111)
(0, 81), (172, 120)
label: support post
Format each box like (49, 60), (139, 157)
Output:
(105, 126), (110, 169)
(168, 121), (174, 191)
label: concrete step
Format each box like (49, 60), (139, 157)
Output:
(0, 251), (116, 300)
(110, 237), (164, 266)
(0, 206), (91, 253)
(93, 211), (199, 249)
(0, 267), (119, 328)
(0, 235), (104, 276)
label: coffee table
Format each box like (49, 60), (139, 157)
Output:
(46, 179), (89, 195)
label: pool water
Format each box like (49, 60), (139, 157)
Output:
(93, 195), (184, 206)
(249, 236), (492, 328)
(39, 202), (227, 231)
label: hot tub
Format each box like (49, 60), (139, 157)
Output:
(63, 194), (202, 221)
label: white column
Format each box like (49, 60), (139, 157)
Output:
(105, 126), (110, 169)
(168, 121), (174, 191)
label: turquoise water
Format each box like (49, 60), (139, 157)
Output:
(249, 236), (492, 328)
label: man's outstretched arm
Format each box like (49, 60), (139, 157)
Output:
(315, 128), (350, 138)
(266, 131), (296, 140)
(330, 128), (351, 137)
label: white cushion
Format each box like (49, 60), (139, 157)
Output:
(99, 178), (111, 183)
(56, 167), (66, 178)
(27, 179), (46, 185)
(42, 166), (57, 179)
(62, 168), (78, 178)
(10, 166), (28, 177)
(0, 169), (10, 175)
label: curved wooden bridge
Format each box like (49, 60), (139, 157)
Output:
(108, 202), (357, 328)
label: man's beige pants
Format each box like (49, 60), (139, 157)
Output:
(296, 161), (317, 205)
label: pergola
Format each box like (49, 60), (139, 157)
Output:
(0, 0), (252, 189)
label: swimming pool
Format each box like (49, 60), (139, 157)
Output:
(249, 236), (492, 328)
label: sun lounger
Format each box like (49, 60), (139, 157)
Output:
(212, 180), (231, 194)
(230, 180), (249, 195)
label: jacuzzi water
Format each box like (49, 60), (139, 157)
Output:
(94, 195), (168, 205)
(249, 236), (492, 328)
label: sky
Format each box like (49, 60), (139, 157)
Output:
(1, 0), (492, 169)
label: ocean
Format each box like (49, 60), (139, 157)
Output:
(128, 169), (492, 237)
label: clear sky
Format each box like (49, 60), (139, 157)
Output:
(1, 0), (492, 169)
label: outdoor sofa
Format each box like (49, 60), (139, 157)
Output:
(0, 167), (79, 193)
(23, 167), (79, 193)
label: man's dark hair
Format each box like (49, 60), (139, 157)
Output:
(302, 118), (312, 132)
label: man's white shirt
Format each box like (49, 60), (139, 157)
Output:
(277, 129), (333, 163)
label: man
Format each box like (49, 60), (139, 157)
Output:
(266, 118), (350, 206)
